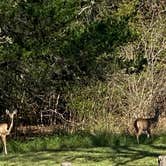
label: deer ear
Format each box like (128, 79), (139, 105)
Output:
(13, 109), (17, 114)
(6, 109), (9, 114)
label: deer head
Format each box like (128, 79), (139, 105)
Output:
(6, 109), (17, 119)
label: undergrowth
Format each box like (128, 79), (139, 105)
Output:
(1, 132), (166, 154)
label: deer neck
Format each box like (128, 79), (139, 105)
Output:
(151, 112), (160, 123)
(7, 117), (14, 135)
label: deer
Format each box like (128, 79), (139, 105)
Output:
(0, 109), (17, 155)
(134, 109), (160, 144)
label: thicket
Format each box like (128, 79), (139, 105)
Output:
(0, 0), (165, 134)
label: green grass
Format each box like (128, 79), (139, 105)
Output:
(0, 133), (166, 166)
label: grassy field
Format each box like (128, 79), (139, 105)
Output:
(0, 133), (166, 166)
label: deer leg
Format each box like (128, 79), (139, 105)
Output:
(147, 129), (151, 139)
(136, 135), (139, 144)
(1, 135), (7, 155)
(145, 131), (150, 138)
(136, 130), (142, 144)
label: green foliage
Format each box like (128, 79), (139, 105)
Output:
(0, 0), (139, 83)
(66, 81), (108, 125)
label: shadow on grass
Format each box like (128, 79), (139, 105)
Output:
(0, 133), (166, 166)
(2, 145), (161, 166)
(110, 145), (160, 166)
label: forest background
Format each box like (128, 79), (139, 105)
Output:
(0, 0), (166, 136)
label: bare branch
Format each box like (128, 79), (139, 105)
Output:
(78, 6), (91, 16)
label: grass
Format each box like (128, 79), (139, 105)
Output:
(0, 132), (166, 166)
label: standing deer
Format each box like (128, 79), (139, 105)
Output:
(0, 109), (17, 154)
(134, 109), (160, 144)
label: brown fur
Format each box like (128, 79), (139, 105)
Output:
(134, 110), (160, 143)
